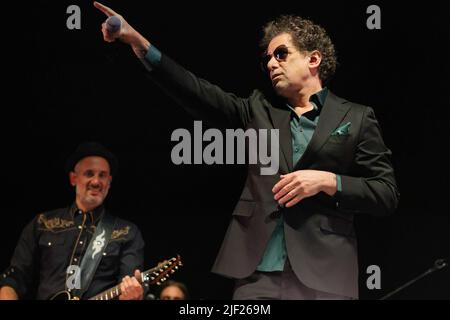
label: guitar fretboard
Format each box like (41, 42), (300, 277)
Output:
(90, 284), (122, 300)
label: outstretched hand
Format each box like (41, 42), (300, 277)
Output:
(94, 1), (125, 42)
(93, 1), (150, 57)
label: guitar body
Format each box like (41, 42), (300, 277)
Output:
(50, 291), (80, 300)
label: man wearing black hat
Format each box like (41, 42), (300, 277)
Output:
(0, 142), (145, 300)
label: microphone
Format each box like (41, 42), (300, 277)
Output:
(106, 16), (122, 34)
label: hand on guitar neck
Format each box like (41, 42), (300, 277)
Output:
(118, 269), (144, 300)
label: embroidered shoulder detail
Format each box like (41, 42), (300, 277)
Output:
(38, 214), (74, 231)
(111, 226), (130, 240)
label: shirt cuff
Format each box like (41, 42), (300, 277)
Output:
(336, 174), (342, 193)
(144, 45), (162, 67)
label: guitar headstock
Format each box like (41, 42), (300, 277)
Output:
(142, 255), (182, 286)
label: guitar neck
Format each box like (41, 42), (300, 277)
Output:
(88, 268), (152, 300)
(87, 256), (181, 300)
(89, 283), (124, 300)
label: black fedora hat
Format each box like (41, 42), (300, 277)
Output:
(66, 142), (119, 176)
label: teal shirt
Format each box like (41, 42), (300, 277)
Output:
(256, 88), (332, 272)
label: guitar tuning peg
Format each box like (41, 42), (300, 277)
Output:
(175, 266), (179, 269)
(166, 274), (170, 278)
(156, 281), (161, 285)
(162, 277), (166, 282)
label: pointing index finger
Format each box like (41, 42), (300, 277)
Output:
(93, 1), (117, 17)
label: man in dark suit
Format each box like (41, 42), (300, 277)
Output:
(95, 2), (399, 299)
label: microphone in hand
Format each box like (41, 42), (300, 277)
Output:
(106, 16), (122, 35)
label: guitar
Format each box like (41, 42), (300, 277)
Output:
(50, 255), (182, 300)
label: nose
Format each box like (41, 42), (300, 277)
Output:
(90, 176), (101, 187)
(267, 56), (279, 73)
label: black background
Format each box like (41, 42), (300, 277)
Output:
(1, 0), (449, 300)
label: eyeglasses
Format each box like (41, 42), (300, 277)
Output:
(261, 45), (293, 72)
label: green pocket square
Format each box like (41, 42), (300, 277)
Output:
(332, 122), (351, 136)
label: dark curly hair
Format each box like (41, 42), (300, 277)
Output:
(260, 15), (337, 84)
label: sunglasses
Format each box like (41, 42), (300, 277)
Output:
(261, 45), (293, 72)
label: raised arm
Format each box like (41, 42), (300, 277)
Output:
(93, 2), (253, 129)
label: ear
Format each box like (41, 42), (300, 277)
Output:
(69, 171), (77, 187)
(308, 50), (322, 69)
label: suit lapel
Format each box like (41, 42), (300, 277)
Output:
(264, 91), (350, 173)
(265, 103), (293, 173)
(294, 92), (351, 170)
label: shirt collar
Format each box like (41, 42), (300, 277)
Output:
(287, 87), (328, 109)
(286, 87), (328, 120)
(311, 87), (328, 110)
(69, 202), (104, 224)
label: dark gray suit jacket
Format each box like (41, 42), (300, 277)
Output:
(147, 54), (399, 298)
